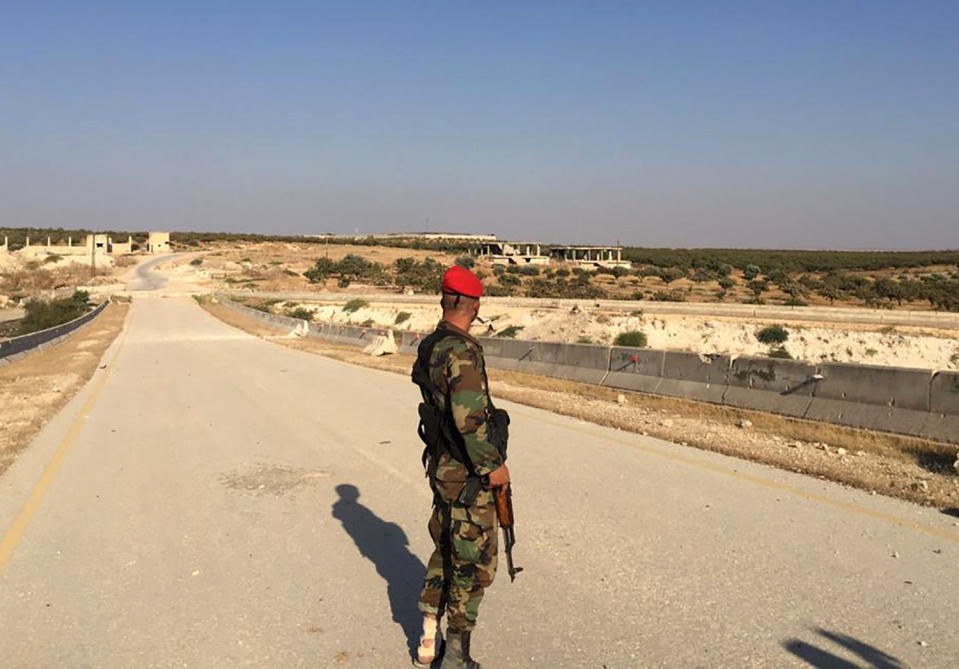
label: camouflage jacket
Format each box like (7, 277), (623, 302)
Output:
(423, 321), (503, 490)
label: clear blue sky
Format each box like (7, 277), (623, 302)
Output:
(2, 1), (957, 249)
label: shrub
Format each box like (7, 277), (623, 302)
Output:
(338, 277), (351, 288)
(691, 269), (713, 283)
(304, 257), (337, 283)
(650, 289), (686, 302)
(756, 324), (789, 344)
(337, 254), (384, 282)
(361, 318), (375, 327)
(454, 255), (476, 269)
(784, 297), (807, 306)
(343, 298), (369, 313)
(190, 258), (203, 266)
(659, 267), (684, 284)
(394, 311), (411, 325)
(287, 307), (313, 320)
(865, 348), (878, 357)
(576, 336), (593, 344)
(71, 290), (90, 307)
(485, 285), (514, 297)
(497, 325), (524, 338)
(614, 330), (648, 347)
(43, 254), (63, 264)
(518, 265), (541, 276)
(747, 279), (768, 298)
(743, 264), (761, 280)
(394, 257), (444, 292)
(18, 290), (90, 335)
(768, 347), (793, 359)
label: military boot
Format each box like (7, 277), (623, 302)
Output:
(440, 630), (481, 669)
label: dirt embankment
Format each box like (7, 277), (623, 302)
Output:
(267, 299), (959, 371)
(0, 301), (129, 477)
(201, 297), (959, 509)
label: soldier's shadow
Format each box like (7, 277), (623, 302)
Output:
(332, 484), (425, 661)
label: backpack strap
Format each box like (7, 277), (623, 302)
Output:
(411, 329), (479, 476)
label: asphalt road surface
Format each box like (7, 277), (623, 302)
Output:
(0, 295), (957, 667)
(127, 254), (187, 292)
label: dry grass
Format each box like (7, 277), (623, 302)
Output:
(0, 302), (129, 477)
(193, 241), (458, 294)
(201, 298), (959, 507)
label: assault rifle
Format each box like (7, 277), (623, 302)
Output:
(493, 483), (523, 582)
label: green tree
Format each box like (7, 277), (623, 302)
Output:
(747, 279), (768, 299)
(303, 257), (337, 283)
(659, 267), (684, 284)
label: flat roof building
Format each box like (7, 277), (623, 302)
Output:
(472, 241), (549, 265)
(549, 245), (632, 269)
(147, 231), (171, 254)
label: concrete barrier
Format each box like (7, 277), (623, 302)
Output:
(602, 347), (665, 394)
(508, 341), (610, 384)
(216, 296), (959, 444)
(656, 351), (730, 403)
(394, 330), (423, 355)
(923, 371), (959, 443)
(723, 356), (818, 418)
(0, 300), (109, 365)
(805, 363), (934, 435)
(477, 338), (538, 373)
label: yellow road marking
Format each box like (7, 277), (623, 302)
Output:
(0, 330), (127, 574)
(511, 406), (959, 544)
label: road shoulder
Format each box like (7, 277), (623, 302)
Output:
(0, 301), (129, 478)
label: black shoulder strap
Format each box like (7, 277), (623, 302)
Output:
(411, 328), (481, 475)
(411, 329), (463, 407)
(413, 328), (497, 410)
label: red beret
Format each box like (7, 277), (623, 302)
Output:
(442, 265), (484, 299)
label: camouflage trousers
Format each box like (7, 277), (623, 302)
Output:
(418, 488), (498, 632)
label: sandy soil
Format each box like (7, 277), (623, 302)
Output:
(267, 298), (959, 371)
(185, 241), (458, 294)
(202, 298), (959, 509)
(0, 250), (129, 299)
(0, 301), (129, 477)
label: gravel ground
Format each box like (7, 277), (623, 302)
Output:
(0, 301), (129, 476)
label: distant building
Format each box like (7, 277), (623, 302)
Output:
(549, 245), (632, 269)
(305, 232), (499, 243)
(16, 234), (135, 259)
(147, 231), (171, 254)
(472, 241), (550, 266)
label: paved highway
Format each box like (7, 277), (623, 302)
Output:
(0, 294), (957, 667)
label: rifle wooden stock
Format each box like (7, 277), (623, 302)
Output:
(494, 485), (513, 528)
(493, 483), (522, 581)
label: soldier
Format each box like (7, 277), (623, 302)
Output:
(411, 265), (510, 669)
